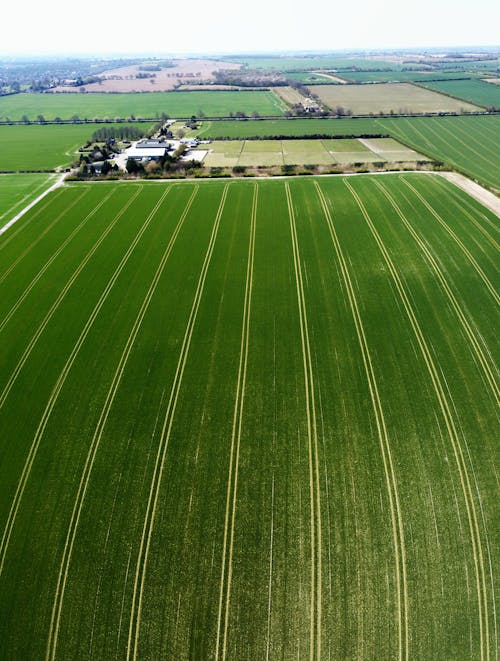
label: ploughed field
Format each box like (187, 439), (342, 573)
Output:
(0, 176), (497, 660)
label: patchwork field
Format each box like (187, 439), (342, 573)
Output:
(0, 90), (286, 122)
(420, 79), (500, 109)
(226, 56), (400, 71)
(308, 82), (481, 114)
(198, 114), (500, 189)
(338, 70), (487, 83)
(204, 138), (427, 167)
(0, 173), (56, 223)
(0, 175), (497, 660)
(0, 123), (153, 171)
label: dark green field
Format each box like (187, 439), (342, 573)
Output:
(0, 176), (497, 660)
(198, 115), (500, 189)
(0, 91), (286, 122)
(421, 79), (500, 108)
(0, 123), (152, 171)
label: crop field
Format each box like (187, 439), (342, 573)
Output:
(0, 91), (286, 122)
(0, 123), (153, 171)
(0, 173), (56, 222)
(420, 79), (500, 109)
(381, 115), (500, 190)
(338, 70), (486, 83)
(204, 138), (426, 167)
(225, 56), (400, 71)
(308, 83), (481, 114)
(198, 114), (500, 189)
(0, 175), (497, 660)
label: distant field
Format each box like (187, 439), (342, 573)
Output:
(420, 79), (500, 108)
(0, 123), (152, 171)
(339, 71), (484, 83)
(198, 114), (500, 189)
(196, 117), (389, 139)
(308, 83), (481, 114)
(0, 91), (286, 122)
(0, 175), (496, 660)
(380, 114), (500, 190)
(204, 138), (426, 167)
(0, 173), (56, 222)
(224, 56), (400, 71)
(286, 72), (334, 85)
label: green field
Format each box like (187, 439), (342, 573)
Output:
(0, 123), (152, 171)
(420, 79), (500, 109)
(309, 83), (481, 114)
(204, 138), (426, 167)
(225, 56), (400, 71)
(0, 175), (497, 659)
(0, 173), (56, 223)
(339, 70), (487, 83)
(198, 114), (500, 189)
(0, 91), (286, 122)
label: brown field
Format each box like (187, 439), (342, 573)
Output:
(53, 59), (241, 93)
(274, 86), (308, 106)
(308, 82), (481, 115)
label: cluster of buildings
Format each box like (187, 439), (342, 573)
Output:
(126, 137), (202, 163)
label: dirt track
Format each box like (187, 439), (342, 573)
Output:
(438, 172), (500, 217)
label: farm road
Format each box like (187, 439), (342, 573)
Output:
(0, 174), (65, 237)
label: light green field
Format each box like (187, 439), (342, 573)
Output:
(0, 122), (152, 171)
(204, 138), (427, 167)
(198, 114), (500, 189)
(0, 175), (497, 659)
(0, 173), (56, 222)
(225, 56), (400, 71)
(309, 82), (481, 114)
(420, 79), (500, 109)
(0, 90), (286, 122)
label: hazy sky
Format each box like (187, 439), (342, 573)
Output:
(2, 0), (499, 55)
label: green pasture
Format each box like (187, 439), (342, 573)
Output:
(0, 175), (497, 659)
(0, 173), (56, 222)
(0, 90), (286, 122)
(0, 122), (152, 171)
(420, 79), (500, 108)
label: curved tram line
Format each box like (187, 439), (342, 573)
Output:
(45, 186), (199, 661)
(315, 181), (408, 661)
(0, 186), (169, 577)
(345, 178), (491, 661)
(126, 184), (230, 661)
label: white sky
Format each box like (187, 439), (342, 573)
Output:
(2, 0), (499, 55)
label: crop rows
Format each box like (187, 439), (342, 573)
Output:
(0, 176), (497, 659)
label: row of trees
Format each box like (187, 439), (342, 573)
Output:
(91, 125), (146, 142)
